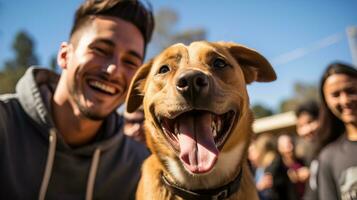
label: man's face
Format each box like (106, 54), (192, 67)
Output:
(296, 112), (319, 141)
(323, 74), (357, 126)
(277, 135), (293, 155)
(59, 16), (144, 120)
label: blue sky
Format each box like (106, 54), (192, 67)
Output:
(1, 0), (356, 110)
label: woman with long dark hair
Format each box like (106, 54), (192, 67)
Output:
(315, 62), (357, 200)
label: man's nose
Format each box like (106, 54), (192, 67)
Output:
(106, 63), (118, 75)
(104, 61), (123, 80)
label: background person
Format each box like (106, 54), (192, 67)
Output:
(248, 134), (275, 200)
(0, 0), (154, 199)
(249, 134), (298, 200)
(123, 108), (146, 143)
(315, 62), (357, 200)
(294, 100), (320, 200)
(277, 134), (307, 200)
(295, 101), (320, 144)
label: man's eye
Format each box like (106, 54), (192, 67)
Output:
(124, 60), (140, 69)
(92, 47), (109, 56)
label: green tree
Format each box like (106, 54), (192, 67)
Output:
(279, 81), (319, 113)
(4, 31), (38, 70)
(251, 103), (274, 119)
(49, 55), (58, 72)
(0, 31), (39, 93)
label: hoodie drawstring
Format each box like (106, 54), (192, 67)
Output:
(39, 129), (57, 200)
(38, 129), (101, 200)
(86, 148), (101, 200)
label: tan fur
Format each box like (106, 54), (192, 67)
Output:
(126, 41), (276, 200)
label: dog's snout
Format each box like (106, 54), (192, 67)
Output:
(176, 70), (209, 98)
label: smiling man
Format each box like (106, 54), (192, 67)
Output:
(0, 0), (154, 199)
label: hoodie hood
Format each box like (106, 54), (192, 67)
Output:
(16, 66), (124, 156)
(16, 66), (58, 131)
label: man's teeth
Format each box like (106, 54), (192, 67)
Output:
(89, 81), (116, 94)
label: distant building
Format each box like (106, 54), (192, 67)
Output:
(253, 111), (296, 135)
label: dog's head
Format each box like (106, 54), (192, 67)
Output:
(126, 41), (275, 177)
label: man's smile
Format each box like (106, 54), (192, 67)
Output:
(88, 79), (117, 95)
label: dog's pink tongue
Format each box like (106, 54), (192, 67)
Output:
(178, 113), (218, 174)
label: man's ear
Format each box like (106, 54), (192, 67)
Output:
(125, 59), (153, 113)
(217, 42), (277, 84)
(57, 42), (72, 70)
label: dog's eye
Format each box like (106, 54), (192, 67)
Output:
(212, 58), (228, 69)
(158, 65), (170, 74)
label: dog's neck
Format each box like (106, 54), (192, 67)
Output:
(161, 168), (243, 200)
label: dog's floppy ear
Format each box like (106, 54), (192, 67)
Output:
(125, 59), (153, 113)
(218, 42), (277, 84)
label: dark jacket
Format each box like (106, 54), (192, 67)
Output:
(317, 134), (357, 200)
(0, 67), (149, 199)
(265, 155), (299, 200)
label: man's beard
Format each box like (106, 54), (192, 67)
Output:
(77, 100), (110, 121)
(70, 83), (115, 121)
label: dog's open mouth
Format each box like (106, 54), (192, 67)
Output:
(158, 110), (236, 174)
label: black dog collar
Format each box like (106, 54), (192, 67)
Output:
(161, 168), (243, 200)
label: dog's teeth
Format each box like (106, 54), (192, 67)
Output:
(211, 121), (217, 137)
(174, 123), (179, 135)
(217, 119), (222, 133)
(213, 125), (217, 137)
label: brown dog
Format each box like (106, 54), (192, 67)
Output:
(126, 41), (276, 200)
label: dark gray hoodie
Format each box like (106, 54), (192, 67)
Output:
(0, 67), (149, 200)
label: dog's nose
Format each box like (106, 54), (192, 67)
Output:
(176, 70), (209, 97)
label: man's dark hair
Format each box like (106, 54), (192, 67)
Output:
(295, 100), (319, 120)
(70, 0), (154, 56)
(314, 62), (357, 158)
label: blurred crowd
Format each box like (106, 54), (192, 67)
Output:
(245, 62), (357, 200)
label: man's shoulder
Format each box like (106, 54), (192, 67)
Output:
(0, 94), (22, 139)
(0, 93), (20, 114)
(0, 93), (18, 102)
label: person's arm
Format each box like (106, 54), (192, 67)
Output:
(317, 153), (339, 200)
(256, 173), (273, 191)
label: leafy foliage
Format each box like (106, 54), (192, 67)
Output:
(0, 31), (39, 93)
(251, 104), (274, 119)
(279, 82), (319, 113)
